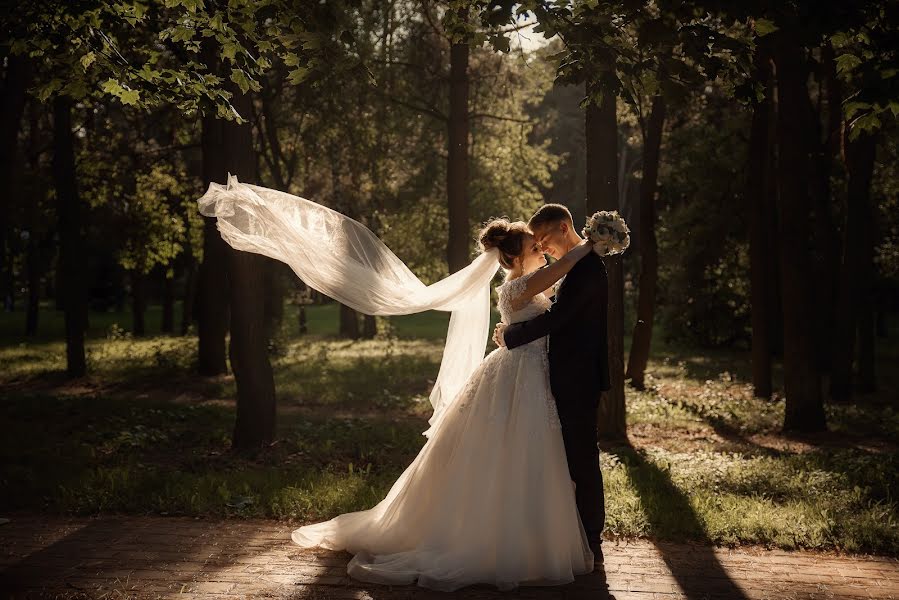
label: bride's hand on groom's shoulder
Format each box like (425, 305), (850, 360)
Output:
(493, 323), (507, 347)
(571, 238), (594, 259)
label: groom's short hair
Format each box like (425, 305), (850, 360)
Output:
(528, 204), (573, 230)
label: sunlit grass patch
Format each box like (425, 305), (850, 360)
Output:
(273, 337), (442, 411)
(600, 444), (899, 554)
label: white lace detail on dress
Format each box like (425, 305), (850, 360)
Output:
(496, 272), (561, 429)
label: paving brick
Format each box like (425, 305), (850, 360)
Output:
(1, 515), (897, 600)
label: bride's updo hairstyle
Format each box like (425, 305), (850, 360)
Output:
(478, 218), (530, 269)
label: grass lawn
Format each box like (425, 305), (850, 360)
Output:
(1, 302), (897, 556)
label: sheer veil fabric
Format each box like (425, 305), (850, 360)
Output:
(197, 175), (500, 429)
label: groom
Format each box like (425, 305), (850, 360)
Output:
(492, 204), (610, 566)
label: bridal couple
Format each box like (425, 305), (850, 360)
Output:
(290, 203), (612, 590)
(198, 180), (610, 591)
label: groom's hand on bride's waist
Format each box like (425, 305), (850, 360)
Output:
(493, 323), (507, 347)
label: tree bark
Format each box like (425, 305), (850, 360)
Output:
(804, 58), (840, 374)
(626, 95), (665, 390)
(362, 314), (377, 339)
(773, 34), (826, 431)
(24, 102), (41, 337)
(197, 117), (230, 373)
(446, 25), (470, 273)
(747, 46), (774, 399)
(263, 261), (284, 342)
(131, 270), (146, 336)
(765, 70), (784, 359)
(181, 246), (198, 336)
(832, 130), (877, 400)
(224, 88), (277, 451)
(339, 303), (361, 339)
(587, 88), (626, 440)
(197, 44), (230, 375)
(162, 272), (175, 334)
(0, 55), (30, 316)
(52, 95), (87, 377)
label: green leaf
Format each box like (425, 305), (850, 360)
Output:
(849, 112), (881, 140)
(844, 101), (871, 120)
(287, 67), (310, 85)
(101, 78), (125, 96)
(36, 79), (63, 103)
(62, 79), (90, 100)
(489, 34), (510, 53)
(120, 88), (141, 105)
(230, 68), (251, 94)
(830, 32), (850, 48)
(835, 54), (861, 76)
(221, 41), (238, 61)
(754, 19), (778, 37)
(80, 51), (96, 70)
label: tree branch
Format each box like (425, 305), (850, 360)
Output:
(469, 112), (531, 124)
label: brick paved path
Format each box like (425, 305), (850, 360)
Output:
(1, 515), (896, 600)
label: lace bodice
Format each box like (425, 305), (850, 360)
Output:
(496, 271), (552, 325)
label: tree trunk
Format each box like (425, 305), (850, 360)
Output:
(362, 314), (377, 339)
(587, 88), (626, 440)
(24, 217), (40, 336)
(765, 71), (784, 359)
(197, 44), (230, 375)
(832, 130), (877, 400)
(162, 272), (175, 334)
(876, 311), (887, 338)
(24, 100), (41, 337)
(773, 35), (826, 431)
(298, 304), (308, 335)
(446, 27), (470, 273)
(0, 55), (30, 318)
(225, 87), (277, 451)
(181, 249), (197, 335)
(747, 46), (774, 399)
(131, 270), (146, 336)
(339, 303), (361, 339)
(263, 261), (284, 342)
(626, 95), (665, 390)
(804, 65), (840, 374)
(52, 95), (87, 377)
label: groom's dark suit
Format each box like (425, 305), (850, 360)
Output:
(502, 250), (609, 549)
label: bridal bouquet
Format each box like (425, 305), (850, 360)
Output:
(582, 211), (630, 256)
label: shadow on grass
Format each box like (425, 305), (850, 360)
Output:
(616, 437), (750, 600)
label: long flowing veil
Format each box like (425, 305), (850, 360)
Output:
(197, 174), (500, 431)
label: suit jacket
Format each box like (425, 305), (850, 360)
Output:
(503, 251), (611, 409)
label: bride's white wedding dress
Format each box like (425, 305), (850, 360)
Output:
(292, 269), (594, 591)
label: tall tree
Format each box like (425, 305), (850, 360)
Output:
(832, 130), (878, 399)
(445, 7), (471, 274)
(51, 96), (88, 377)
(223, 84), (277, 450)
(772, 29), (826, 431)
(0, 55), (30, 313)
(746, 42), (775, 399)
(197, 44), (230, 375)
(626, 94), (666, 391)
(587, 90), (626, 438)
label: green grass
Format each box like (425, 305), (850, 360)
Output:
(1, 301), (897, 555)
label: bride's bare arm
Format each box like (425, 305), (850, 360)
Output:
(510, 240), (593, 311)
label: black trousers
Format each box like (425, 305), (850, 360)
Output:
(557, 402), (605, 547)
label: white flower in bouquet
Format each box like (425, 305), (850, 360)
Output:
(582, 211), (630, 256)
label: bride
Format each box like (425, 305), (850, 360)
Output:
(197, 177), (596, 591)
